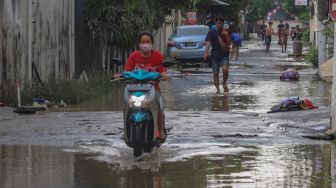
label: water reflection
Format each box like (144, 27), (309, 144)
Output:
(210, 95), (229, 111)
(74, 145), (332, 188)
(0, 145), (74, 188)
(65, 74), (328, 113)
(0, 144), (332, 188)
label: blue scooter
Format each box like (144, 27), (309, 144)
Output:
(112, 59), (172, 157)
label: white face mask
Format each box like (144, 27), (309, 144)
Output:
(139, 44), (152, 52)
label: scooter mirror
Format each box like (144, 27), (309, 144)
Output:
(162, 61), (173, 67)
(111, 58), (124, 65)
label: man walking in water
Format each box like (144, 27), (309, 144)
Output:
(265, 21), (274, 52)
(260, 20), (267, 43)
(204, 16), (231, 93)
(277, 20), (285, 39)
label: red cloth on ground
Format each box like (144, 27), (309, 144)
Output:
(304, 99), (318, 109)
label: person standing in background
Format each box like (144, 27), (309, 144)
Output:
(265, 22), (274, 52)
(277, 20), (285, 39)
(280, 23), (289, 53)
(230, 28), (242, 60)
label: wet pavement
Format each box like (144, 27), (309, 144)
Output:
(0, 39), (335, 188)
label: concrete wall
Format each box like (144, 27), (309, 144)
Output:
(0, 0), (74, 96)
(154, 23), (174, 56)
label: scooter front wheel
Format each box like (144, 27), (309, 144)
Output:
(133, 147), (143, 157)
(132, 123), (144, 157)
(144, 145), (152, 153)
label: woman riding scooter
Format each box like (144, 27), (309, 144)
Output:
(116, 31), (169, 140)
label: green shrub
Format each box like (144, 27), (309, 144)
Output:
(303, 29), (309, 42)
(21, 73), (112, 106)
(305, 47), (318, 66)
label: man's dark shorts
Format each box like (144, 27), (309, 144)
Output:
(265, 35), (272, 45)
(211, 56), (229, 74)
(232, 42), (241, 48)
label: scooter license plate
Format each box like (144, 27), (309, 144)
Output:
(128, 84), (152, 90)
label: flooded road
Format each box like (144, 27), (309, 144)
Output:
(72, 74), (329, 113)
(0, 40), (334, 187)
(0, 144), (333, 188)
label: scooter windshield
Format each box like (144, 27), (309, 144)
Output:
(123, 69), (161, 81)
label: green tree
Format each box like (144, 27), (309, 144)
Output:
(225, 0), (247, 30)
(282, 0), (310, 23)
(245, 0), (273, 22)
(85, 0), (194, 49)
(197, 0), (247, 30)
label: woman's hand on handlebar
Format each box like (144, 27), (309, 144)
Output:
(114, 73), (122, 79)
(161, 72), (170, 81)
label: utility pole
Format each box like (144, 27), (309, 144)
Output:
(332, 24), (336, 132)
(318, 23), (327, 67)
(332, 22), (336, 132)
(309, 0), (314, 43)
(329, 0), (336, 132)
(317, 0), (327, 67)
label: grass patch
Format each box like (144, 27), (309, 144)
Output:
(21, 73), (113, 106)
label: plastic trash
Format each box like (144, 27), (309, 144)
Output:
(280, 69), (300, 81)
(59, 100), (66, 108)
(33, 98), (51, 107)
(268, 97), (318, 113)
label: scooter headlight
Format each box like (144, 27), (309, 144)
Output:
(131, 95), (146, 107)
(129, 91), (147, 107)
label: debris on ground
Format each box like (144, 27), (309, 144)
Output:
(243, 63), (254, 68)
(58, 100), (67, 108)
(78, 70), (89, 84)
(33, 98), (51, 107)
(268, 96), (318, 113)
(212, 133), (258, 138)
(13, 106), (46, 114)
(280, 69), (300, 81)
(302, 135), (334, 140)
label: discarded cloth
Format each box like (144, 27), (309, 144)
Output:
(268, 97), (318, 113)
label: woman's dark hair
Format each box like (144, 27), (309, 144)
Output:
(214, 16), (224, 22)
(285, 23), (289, 29)
(137, 31), (154, 44)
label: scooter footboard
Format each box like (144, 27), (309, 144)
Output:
(125, 110), (154, 148)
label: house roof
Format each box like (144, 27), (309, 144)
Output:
(267, 6), (296, 21)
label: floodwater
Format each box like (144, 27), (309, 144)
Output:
(0, 72), (333, 188)
(0, 144), (334, 188)
(71, 74), (329, 113)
